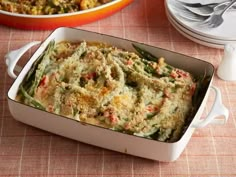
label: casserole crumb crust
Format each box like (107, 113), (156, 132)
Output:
(17, 40), (198, 142)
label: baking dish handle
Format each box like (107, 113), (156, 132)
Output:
(192, 86), (229, 128)
(5, 41), (41, 79)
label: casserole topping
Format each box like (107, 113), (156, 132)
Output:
(17, 40), (198, 142)
(0, 0), (112, 15)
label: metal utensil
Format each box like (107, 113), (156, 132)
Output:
(176, 1), (217, 7)
(183, 1), (231, 16)
(176, 0), (236, 17)
(169, 0), (209, 22)
(203, 0), (236, 28)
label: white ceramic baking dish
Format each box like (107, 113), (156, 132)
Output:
(5, 27), (229, 162)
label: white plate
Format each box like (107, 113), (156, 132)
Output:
(166, 0), (236, 41)
(165, 6), (224, 48)
(165, 3), (236, 48)
(168, 17), (224, 49)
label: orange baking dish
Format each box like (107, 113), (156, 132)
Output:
(0, 0), (133, 30)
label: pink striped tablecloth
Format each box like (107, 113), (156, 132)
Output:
(0, 0), (236, 176)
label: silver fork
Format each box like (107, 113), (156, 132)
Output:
(202, 0), (236, 28)
(183, 1), (233, 16)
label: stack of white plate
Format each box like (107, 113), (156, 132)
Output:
(165, 0), (236, 49)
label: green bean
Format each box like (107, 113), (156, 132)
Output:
(146, 112), (157, 119)
(28, 40), (55, 96)
(53, 87), (63, 114)
(70, 41), (87, 59)
(19, 85), (45, 110)
(132, 44), (159, 62)
(22, 50), (45, 92)
(144, 64), (156, 74)
(133, 44), (174, 76)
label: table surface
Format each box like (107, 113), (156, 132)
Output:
(1, 0), (236, 176)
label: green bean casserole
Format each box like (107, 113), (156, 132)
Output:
(17, 40), (198, 142)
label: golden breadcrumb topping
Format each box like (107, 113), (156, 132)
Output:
(17, 40), (197, 142)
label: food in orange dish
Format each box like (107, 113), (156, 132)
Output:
(0, 0), (112, 15)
